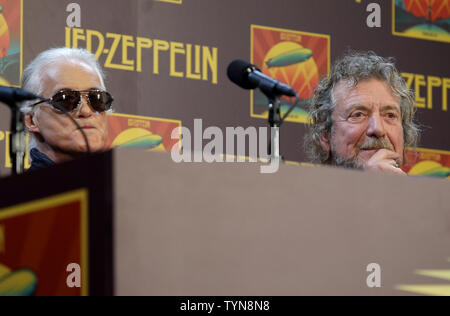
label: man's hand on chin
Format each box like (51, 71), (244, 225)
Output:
(363, 149), (407, 175)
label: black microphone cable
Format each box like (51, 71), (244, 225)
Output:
(279, 93), (300, 126)
(32, 98), (92, 155)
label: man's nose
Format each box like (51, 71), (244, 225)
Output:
(366, 113), (386, 138)
(76, 95), (93, 117)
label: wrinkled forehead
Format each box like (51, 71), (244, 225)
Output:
(333, 78), (401, 112)
(40, 59), (104, 96)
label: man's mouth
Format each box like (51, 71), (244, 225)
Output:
(358, 148), (377, 157)
(358, 147), (387, 156)
(356, 148), (386, 159)
(81, 126), (96, 130)
(359, 146), (393, 152)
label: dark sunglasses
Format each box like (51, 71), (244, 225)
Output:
(32, 89), (114, 113)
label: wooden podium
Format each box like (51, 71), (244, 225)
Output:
(1, 149), (449, 296)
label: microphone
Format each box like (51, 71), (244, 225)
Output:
(227, 59), (297, 97)
(0, 86), (40, 106)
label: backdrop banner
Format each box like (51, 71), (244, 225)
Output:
(0, 0), (448, 177)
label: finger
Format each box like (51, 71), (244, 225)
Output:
(380, 162), (407, 175)
(389, 165), (407, 175)
(387, 159), (401, 168)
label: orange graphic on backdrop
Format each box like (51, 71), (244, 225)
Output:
(251, 25), (330, 123)
(261, 42), (319, 100)
(403, 148), (450, 179)
(0, 7), (10, 58)
(106, 113), (181, 152)
(403, 0), (450, 22)
(0, 0), (22, 86)
(0, 193), (87, 296)
(252, 27), (329, 100)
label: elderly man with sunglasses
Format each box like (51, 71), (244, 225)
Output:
(22, 48), (114, 171)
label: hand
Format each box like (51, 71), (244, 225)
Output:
(363, 149), (406, 175)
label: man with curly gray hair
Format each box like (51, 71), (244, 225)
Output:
(305, 51), (419, 175)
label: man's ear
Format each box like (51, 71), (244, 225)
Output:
(319, 132), (330, 153)
(24, 112), (39, 134)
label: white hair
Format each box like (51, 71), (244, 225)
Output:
(21, 47), (107, 150)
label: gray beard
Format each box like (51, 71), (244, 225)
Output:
(332, 155), (364, 170)
(329, 136), (395, 170)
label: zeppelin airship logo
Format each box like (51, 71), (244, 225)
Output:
(265, 47), (313, 68)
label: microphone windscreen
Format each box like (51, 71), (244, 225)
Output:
(227, 59), (259, 90)
(0, 86), (39, 106)
(15, 88), (40, 101)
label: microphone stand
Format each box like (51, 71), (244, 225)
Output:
(7, 101), (26, 175)
(267, 96), (281, 160)
(261, 89), (300, 163)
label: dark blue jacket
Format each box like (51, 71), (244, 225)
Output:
(29, 148), (55, 171)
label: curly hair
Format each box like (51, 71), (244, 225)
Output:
(304, 51), (420, 164)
